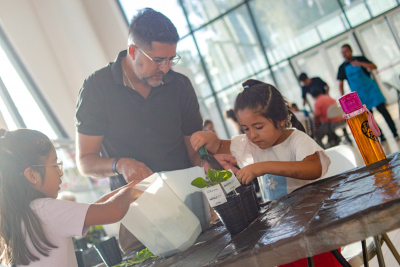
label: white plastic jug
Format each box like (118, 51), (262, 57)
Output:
(160, 167), (211, 231)
(121, 173), (202, 257)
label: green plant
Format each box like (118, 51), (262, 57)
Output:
(191, 169), (232, 188)
(114, 248), (157, 266)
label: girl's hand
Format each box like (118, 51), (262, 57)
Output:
(190, 131), (221, 154)
(130, 188), (143, 203)
(236, 163), (263, 185)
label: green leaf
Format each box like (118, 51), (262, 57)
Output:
(191, 177), (211, 188)
(207, 169), (217, 183)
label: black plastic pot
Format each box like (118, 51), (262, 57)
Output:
(236, 184), (260, 223)
(94, 236), (122, 267)
(213, 193), (249, 235)
(75, 250), (85, 267)
(75, 237), (88, 250)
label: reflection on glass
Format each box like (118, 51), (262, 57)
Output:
(0, 45), (57, 139)
(118, 0), (190, 37)
(341, 1), (371, 27)
(366, 0), (397, 17)
(358, 19), (400, 103)
(175, 36), (212, 98)
(272, 61), (302, 108)
(250, 0), (343, 64)
(194, 5), (267, 92)
(181, 0), (243, 30)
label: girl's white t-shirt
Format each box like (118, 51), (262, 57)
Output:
(231, 129), (331, 201)
(19, 198), (91, 267)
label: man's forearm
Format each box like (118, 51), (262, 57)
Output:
(77, 154), (116, 179)
(339, 82), (344, 96)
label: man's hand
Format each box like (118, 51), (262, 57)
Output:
(191, 131), (221, 154)
(202, 154), (239, 174)
(116, 158), (153, 183)
(236, 163), (262, 185)
(350, 60), (361, 67)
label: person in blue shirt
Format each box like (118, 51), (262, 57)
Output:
(337, 44), (399, 142)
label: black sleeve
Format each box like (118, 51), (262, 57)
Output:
(317, 77), (327, 87)
(75, 79), (107, 136)
(179, 76), (203, 136)
(301, 86), (307, 100)
(337, 64), (347, 81)
(356, 56), (372, 63)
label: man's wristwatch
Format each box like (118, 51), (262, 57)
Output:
(112, 158), (120, 175)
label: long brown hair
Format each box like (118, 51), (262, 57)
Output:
(234, 79), (305, 132)
(0, 129), (57, 265)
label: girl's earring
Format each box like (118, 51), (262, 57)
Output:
(34, 180), (37, 184)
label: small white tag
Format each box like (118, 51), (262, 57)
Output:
(221, 170), (241, 193)
(202, 184), (227, 207)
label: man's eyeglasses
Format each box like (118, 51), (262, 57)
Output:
(32, 161), (63, 176)
(130, 44), (181, 68)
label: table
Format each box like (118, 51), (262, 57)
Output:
(123, 152), (400, 267)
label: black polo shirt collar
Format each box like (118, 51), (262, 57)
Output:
(110, 50), (174, 87)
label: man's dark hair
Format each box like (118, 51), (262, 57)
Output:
(310, 87), (323, 98)
(128, 8), (179, 48)
(342, 44), (352, 51)
(298, 73), (308, 81)
(203, 120), (213, 129)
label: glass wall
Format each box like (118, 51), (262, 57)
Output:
(118, 0), (400, 138)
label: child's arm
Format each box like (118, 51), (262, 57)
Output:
(237, 153), (322, 184)
(190, 131), (231, 154)
(84, 181), (143, 227)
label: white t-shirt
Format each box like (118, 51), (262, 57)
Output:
(19, 198), (91, 267)
(231, 129), (330, 201)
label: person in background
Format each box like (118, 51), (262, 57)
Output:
(0, 129), (142, 267)
(226, 109), (245, 134)
(290, 103), (313, 136)
(190, 79), (341, 267)
(299, 73), (330, 107)
(75, 8), (236, 252)
(203, 120), (216, 133)
(311, 87), (344, 148)
(337, 44), (399, 142)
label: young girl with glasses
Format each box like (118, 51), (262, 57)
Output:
(0, 129), (142, 266)
(191, 79), (341, 267)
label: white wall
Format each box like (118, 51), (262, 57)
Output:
(0, 0), (128, 138)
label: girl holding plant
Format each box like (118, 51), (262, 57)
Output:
(190, 79), (341, 267)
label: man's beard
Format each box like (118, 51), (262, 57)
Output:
(134, 67), (165, 87)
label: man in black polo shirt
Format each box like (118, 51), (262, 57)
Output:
(75, 8), (236, 252)
(298, 73), (330, 107)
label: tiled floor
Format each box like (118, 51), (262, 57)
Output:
(342, 102), (400, 267)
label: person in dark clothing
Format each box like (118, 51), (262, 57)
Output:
(337, 44), (399, 142)
(299, 73), (330, 107)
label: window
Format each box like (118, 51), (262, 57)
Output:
(181, 0), (243, 30)
(118, 0), (190, 37)
(0, 35), (62, 139)
(194, 5), (267, 93)
(251, 0), (344, 64)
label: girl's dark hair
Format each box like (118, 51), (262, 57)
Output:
(234, 79), (305, 132)
(0, 129), (56, 265)
(203, 119), (213, 129)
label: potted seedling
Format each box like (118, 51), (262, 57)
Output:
(191, 169), (250, 235)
